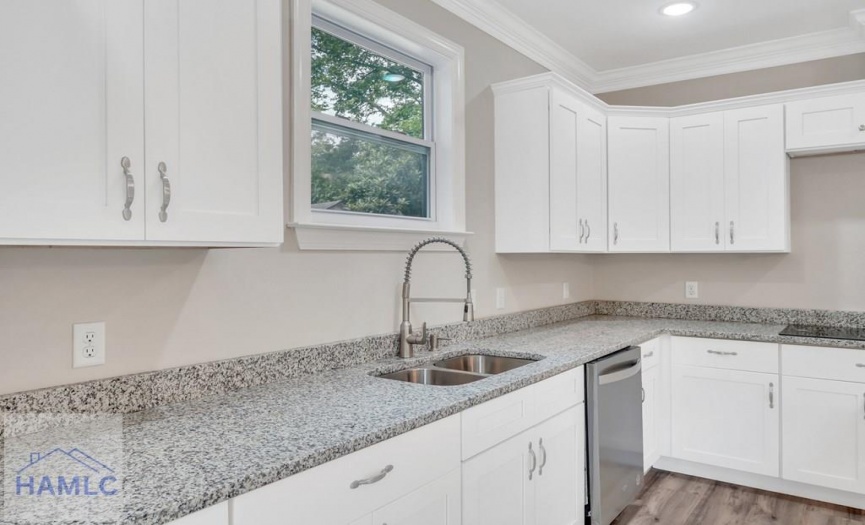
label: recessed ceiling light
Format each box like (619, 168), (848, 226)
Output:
(661, 2), (696, 16)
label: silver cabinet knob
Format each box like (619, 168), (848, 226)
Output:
(859, 124), (865, 131)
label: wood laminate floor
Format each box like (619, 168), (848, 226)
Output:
(611, 470), (865, 525)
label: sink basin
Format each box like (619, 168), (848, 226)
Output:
(433, 354), (537, 375)
(378, 368), (485, 386)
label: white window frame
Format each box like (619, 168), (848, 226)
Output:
(289, 0), (468, 250)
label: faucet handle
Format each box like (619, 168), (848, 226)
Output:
(407, 322), (428, 346)
(428, 334), (452, 352)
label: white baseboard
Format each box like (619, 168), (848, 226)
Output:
(653, 457), (865, 510)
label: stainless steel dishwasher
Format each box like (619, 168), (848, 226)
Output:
(586, 346), (644, 525)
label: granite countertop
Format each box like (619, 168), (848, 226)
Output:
(2, 314), (862, 525)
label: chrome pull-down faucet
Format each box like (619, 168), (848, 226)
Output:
(399, 237), (474, 358)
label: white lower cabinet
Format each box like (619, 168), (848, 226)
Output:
(642, 363), (660, 472)
(671, 365), (779, 477)
(782, 377), (865, 494)
(368, 468), (462, 525)
(462, 405), (585, 525)
(781, 344), (865, 495)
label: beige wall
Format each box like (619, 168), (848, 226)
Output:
(596, 58), (865, 310)
(0, 0), (595, 396)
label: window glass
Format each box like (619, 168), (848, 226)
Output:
(311, 26), (425, 139)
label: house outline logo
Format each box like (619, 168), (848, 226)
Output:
(14, 448), (119, 497)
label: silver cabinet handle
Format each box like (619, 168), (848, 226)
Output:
(643, 351), (654, 359)
(350, 465), (393, 489)
(121, 157), (134, 221)
(538, 438), (547, 476)
(707, 350), (738, 356)
(158, 162), (172, 223)
(856, 364), (865, 368)
(641, 387), (646, 403)
(579, 219), (585, 244)
(528, 442), (537, 481)
(769, 382), (774, 409)
(715, 222), (720, 245)
(729, 221), (735, 245)
(859, 124), (865, 131)
(585, 220), (591, 242)
(613, 222), (619, 245)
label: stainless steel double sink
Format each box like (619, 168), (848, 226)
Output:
(378, 354), (539, 386)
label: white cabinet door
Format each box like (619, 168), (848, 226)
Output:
(607, 117), (670, 252)
(462, 426), (535, 525)
(782, 376), (865, 494)
(723, 105), (789, 252)
(373, 469), (461, 525)
(167, 502), (229, 525)
(548, 90), (606, 253)
(786, 93), (865, 153)
(0, 0), (145, 242)
(549, 90), (582, 252)
(534, 406), (585, 525)
(671, 365), (779, 476)
(144, 0), (283, 244)
(576, 106), (608, 253)
(642, 365), (660, 472)
(670, 112), (725, 252)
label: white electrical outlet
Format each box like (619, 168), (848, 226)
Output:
(495, 288), (506, 310)
(73, 322), (106, 368)
(562, 282), (571, 299)
(685, 281), (699, 299)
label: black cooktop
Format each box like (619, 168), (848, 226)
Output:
(779, 324), (865, 341)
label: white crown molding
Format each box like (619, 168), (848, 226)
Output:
(427, 0), (596, 89)
(592, 22), (865, 93)
(429, 0), (865, 94)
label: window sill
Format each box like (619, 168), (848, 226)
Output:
(288, 222), (472, 251)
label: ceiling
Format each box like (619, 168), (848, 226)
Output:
(493, 0), (865, 71)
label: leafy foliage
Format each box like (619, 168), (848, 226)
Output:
(310, 27), (429, 218)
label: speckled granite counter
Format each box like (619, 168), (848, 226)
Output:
(1, 313), (863, 525)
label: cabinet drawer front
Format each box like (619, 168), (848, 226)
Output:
(640, 338), (661, 371)
(672, 337), (778, 373)
(461, 368), (584, 460)
(232, 415), (460, 525)
(462, 384), (535, 460)
(534, 367), (584, 424)
(786, 94), (865, 151)
(782, 344), (865, 383)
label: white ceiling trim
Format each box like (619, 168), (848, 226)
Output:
(428, 0), (865, 94)
(593, 18), (865, 93)
(427, 0), (595, 89)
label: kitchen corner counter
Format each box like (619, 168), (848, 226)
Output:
(1, 314), (862, 525)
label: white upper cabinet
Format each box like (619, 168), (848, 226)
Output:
(0, 0), (145, 243)
(0, 0), (283, 246)
(723, 105), (789, 252)
(494, 76), (607, 254)
(670, 112), (725, 252)
(786, 93), (865, 155)
(143, 0), (283, 244)
(607, 116), (670, 252)
(670, 105), (789, 253)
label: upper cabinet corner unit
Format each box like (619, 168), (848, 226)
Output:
(607, 115), (671, 253)
(786, 92), (865, 156)
(493, 74), (608, 254)
(0, 0), (284, 246)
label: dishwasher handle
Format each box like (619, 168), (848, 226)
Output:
(598, 359), (642, 385)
